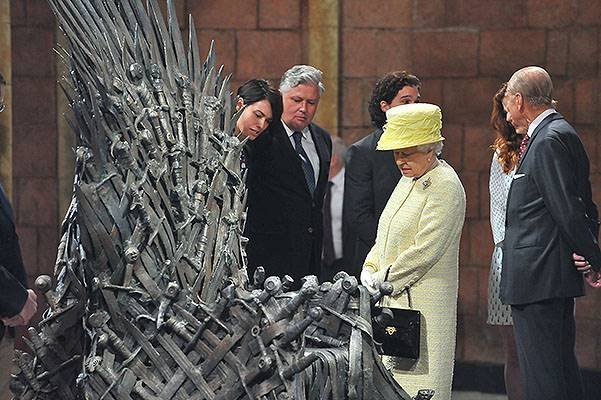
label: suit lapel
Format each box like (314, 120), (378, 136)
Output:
(310, 124), (329, 197)
(517, 112), (562, 172)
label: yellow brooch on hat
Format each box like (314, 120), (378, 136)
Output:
(377, 103), (444, 151)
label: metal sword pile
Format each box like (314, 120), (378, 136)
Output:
(10, 1), (432, 399)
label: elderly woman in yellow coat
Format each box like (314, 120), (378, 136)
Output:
(361, 103), (466, 400)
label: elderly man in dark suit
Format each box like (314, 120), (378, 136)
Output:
(343, 71), (420, 277)
(0, 72), (38, 400)
(245, 65), (332, 287)
(501, 66), (601, 400)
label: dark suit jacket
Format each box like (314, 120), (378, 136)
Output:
(0, 183), (29, 340)
(501, 112), (601, 305)
(244, 120), (332, 287)
(343, 129), (401, 276)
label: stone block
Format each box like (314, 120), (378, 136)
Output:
(196, 29), (237, 76)
(420, 78), (443, 108)
(375, 31), (412, 75)
(24, 0), (55, 28)
(13, 123), (57, 179)
(464, 127), (493, 173)
(467, 218), (493, 267)
(442, 123), (463, 172)
(341, 127), (371, 146)
(576, 0), (601, 26)
(569, 29), (598, 78)
(458, 266), (480, 316)
(461, 314), (502, 363)
(11, 26), (55, 77)
(343, 0), (412, 29)
(462, 171), (480, 220)
(527, 0), (575, 28)
(259, 0), (301, 29)
(553, 78), (574, 122)
(236, 30), (301, 80)
(546, 30), (569, 76)
(414, 31), (478, 78)
(577, 126), (598, 173)
(574, 79), (597, 125)
(341, 78), (367, 128)
(442, 78), (501, 125)
(459, 222), (470, 266)
(15, 178), (58, 227)
(15, 226), (37, 277)
(10, 1), (27, 27)
(575, 320), (600, 369)
(342, 29), (378, 78)
(414, 0), (446, 28)
(190, 0), (257, 29)
(37, 226), (59, 276)
(479, 29), (546, 77)
(479, 172), (490, 220)
(446, 0), (527, 29)
(11, 76), (56, 127)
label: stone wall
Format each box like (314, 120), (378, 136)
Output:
(6, 0), (601, 372)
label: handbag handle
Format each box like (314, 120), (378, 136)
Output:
(383, 266), (413, 309)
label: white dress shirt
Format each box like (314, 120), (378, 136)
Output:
(526, 108), (557, 138)
(283, 122), (320, 184)
(330, 168), (345, 259)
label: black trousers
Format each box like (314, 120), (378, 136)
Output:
(511, 297), (584, 400)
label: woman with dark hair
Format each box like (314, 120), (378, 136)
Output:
(235, 78), (282, 141)
(488, 83), (524, 400)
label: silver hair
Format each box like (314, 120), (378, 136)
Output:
(331, 136), (348, 165)
(416, 141), (444, 156)
(507, 66), (554, 108)
(279, 65), (325, 95)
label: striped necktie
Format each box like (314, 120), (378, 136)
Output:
(292, 131), (316, 195)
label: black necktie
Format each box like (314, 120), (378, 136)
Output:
(292, 131), (316, 195)
(322, 181), (335, 266)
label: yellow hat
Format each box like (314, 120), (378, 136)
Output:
(377, 103), (444, 151)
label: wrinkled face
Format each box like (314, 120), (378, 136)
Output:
(236, 99), (273, 141)
(393, 146), (433, 178)
(502, 91), (528, 134)
(380, 85), (420, 112)
(281, 83), (320, 131)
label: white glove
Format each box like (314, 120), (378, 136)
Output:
(360, 268), (379, 295)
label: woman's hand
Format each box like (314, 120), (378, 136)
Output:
(360, 269), (379, 295)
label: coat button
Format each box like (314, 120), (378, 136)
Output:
(307, 227), (313, 234)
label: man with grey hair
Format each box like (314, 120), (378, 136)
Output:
(320, 136), (351, 282)
(501, 66), (601, 400)
(245, 65), (332, 287)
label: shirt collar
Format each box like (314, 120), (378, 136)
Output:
(283, 121), (310, 139)
(330, 167), (345, 186)
(527, 108), (556, 137)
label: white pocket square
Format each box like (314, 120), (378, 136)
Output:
(513, 173), (526, 179)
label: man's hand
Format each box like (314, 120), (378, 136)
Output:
(1, 289), (37, 327)
(584, 271), (601, 288)
(573, 253), (601, 288)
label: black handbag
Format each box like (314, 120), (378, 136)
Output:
(372, 286), (421, 359)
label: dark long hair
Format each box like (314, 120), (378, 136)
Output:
(368, 71), (421, 129)
(491, 83), (522, 173)
(236, 79), (283, 122)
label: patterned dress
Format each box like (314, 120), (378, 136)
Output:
(487, 153), (514, 325)
(363, 161), (466, 400)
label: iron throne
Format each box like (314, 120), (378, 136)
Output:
(11, 1), (428, 399)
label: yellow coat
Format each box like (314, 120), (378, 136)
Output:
(364, 160), (466, 400)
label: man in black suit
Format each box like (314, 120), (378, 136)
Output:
(0, 72), (38, 399)
(343, 71), (421, 276)
(500, 66), (601, 400)
(245, 65), (332, 287)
